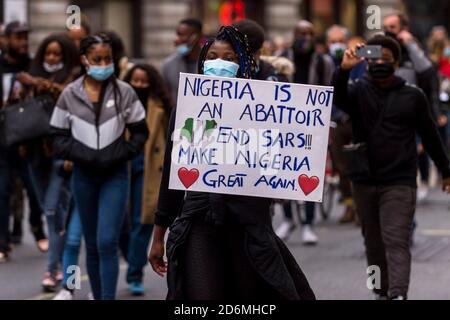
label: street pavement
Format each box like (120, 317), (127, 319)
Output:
(1, 188), (450, 300)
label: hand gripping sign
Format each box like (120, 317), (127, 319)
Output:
(169, 73), (333, 202)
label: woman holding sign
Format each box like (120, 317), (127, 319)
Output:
(149, 26), (315, 300)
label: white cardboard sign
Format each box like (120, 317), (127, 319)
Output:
(168, 73), (333, 202)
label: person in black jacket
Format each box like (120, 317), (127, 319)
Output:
(333, 34), (450, 300)
(50, 34), (148, 300)
(232, 19), (286, 82)
(148, 26), (315, 301)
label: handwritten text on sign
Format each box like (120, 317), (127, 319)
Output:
(168, 73), (333, 202)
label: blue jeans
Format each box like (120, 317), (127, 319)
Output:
(126, 153), (154, 283)
(0, 145), (44, 252)
(44, 160), (72, 274)
(62, 208), (82, 289)
(71, 163), (129, 300)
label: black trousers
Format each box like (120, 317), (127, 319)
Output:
(181, 217), (281, 300)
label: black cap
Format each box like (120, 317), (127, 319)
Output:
(4, 21), (30, 36)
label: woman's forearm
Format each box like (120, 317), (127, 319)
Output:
(153, 225), (168, 243)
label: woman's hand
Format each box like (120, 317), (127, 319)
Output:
(149, 241), (167, 277)
(36, 79), (53, 92)
(148, 225), (168, 277)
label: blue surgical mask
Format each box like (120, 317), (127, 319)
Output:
(203, 59), (239, 78)
(444, 47), (450, 58)
(86, 63), (115, 81)
(176, 43), (191, 56)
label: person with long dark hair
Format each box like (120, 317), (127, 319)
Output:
(123, 64), (171, 295)
(50, 34), (148, 300)
(28, 33), (79, 292)
(148, 26), (315, 300)
(29, 33), (79, 94)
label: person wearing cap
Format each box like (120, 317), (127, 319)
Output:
(232, 19), (286, 82)
(0, 21), (48, 263)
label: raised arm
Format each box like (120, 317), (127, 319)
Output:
(332, 45), (364, 114)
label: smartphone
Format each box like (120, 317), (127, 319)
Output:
(356, 45), (382, 59)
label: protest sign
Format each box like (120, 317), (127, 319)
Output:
(168, 73), (333, 202)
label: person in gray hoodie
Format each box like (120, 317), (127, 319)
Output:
(161, 18), (203, 106)
(50, 34), (148, 300)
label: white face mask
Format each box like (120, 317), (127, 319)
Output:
(43, 62), (64, 73)
(329, 43), (347, 59)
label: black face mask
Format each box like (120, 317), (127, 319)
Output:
(368, 63), (395, 80)
(133, 86), (150, 108)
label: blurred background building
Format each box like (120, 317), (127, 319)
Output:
(1, 0), (449, 65)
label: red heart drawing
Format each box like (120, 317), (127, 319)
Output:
(298, 175), (320, 196)
(178, 167), (200, 189)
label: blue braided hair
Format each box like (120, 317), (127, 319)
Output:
(198, 25), (257, 79)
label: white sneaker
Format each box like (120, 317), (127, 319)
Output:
(417, 186), (429, 202)
(275, 221), (296, 241)
(52, 289), (73, 300)
(87, 292), (94, 300)
(302, 225), (318, 245)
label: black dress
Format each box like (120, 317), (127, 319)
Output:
(155, 108), (316, 300)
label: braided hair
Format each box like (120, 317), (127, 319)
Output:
(80, 34), (122, 115)
(198, 25), (257, 79)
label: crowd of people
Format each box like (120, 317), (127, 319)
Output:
(0, 11), (450, 301)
